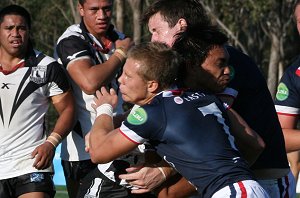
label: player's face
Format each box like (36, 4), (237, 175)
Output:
(148, 13), (181, 47)
(295, 5), (300, 34)
(201, 46), (230, 92)
(118, 58), (152, 105)
(0, 14), (29, 57)
(79, 0), (113, 38)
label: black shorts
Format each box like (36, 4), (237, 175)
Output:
(77, 167), (156, 198)
(0, 172), (55, 198)
(61, 159), (97, 182)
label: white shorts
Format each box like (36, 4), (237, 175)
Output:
(211, 180), (270, 198)
(257, 171), (296, 198)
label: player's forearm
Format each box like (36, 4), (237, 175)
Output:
(283, 129), (300, 152)
(226, 108), (265, 165)
(89, 114), (114, 161)
(48, 91), (75, 147)
(81, 53), (126, 94)
(156, 174), (197, 198)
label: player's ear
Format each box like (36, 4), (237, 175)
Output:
(178, 18), (188, 31)
(78, 2), (84, 16)
(147, 80), (159, 93)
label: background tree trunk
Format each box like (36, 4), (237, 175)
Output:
(127, 0), (142, 44)
(115, 0), (124, 32)
(267, 33), (281, 98)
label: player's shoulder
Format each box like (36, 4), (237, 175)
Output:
(284, 56), (300, 75)
(57, 24), (85, 44)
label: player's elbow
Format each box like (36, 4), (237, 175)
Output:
(80, 83), (99, 95)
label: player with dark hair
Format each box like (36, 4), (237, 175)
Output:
(56, 0), (137, 197)
(0, 4), (75, 198)
(131, 0), (294, 197)
(87, 41), (269, 198)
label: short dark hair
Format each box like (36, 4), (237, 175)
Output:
(293, 0), (300, 18)
(172, 25), (228, 88)
(128, 42), (181, 90)
(78, 0), (114, 6)
(0, 5), (31, 29)
(142, 0), (211, 28)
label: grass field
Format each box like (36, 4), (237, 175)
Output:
(55, 186), (68, 198)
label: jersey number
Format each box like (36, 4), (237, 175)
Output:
(198, 102), (237, 150)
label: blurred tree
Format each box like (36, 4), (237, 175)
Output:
(201, 0), (297, 97)
(1, 0), (299, 111)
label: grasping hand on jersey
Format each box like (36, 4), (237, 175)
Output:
(91, 87), (118, 111)
(86, 87), (119, 152)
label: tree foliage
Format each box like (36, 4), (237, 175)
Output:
(201, 0), (299, 97)
(1, 0), (299, 96)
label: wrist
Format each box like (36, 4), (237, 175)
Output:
(46, 132), (62, 148)
(155, 160), (177, 180)
(114, 48), (127, 63)
(96, 103), (113, 118)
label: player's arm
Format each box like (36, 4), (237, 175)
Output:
(67, 38), (134, 94)
(86, 87), (138, 163)
(119, 157), (177, 194)
(32, 90), (75, 169)
(277, 114), (300, 152)
(88, 114), (138, 163)
(218, 95), (265, 164)
(50, 90), (76, 139)
(225, 107), (265, 165)
(156, 174), (197, 198)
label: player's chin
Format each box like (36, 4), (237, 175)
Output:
(121, 94), (131, 103)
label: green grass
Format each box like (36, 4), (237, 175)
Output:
(55, 186), (68, 198)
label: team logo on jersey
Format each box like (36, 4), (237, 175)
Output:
(30, 173), (44, 182)
(229, 65), (235, 81)
(127, 107), (147, 125)
(30, 66), (46, 84)
(276, 82), (289, 101)
(174, 96), (183, 104)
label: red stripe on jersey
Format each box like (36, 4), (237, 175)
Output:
(237, 181), (247, 198)
(277, 112), (298, 117)
(118, 128), (140, 145)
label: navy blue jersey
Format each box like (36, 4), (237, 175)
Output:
(221, 46), (289, 170)
(275, 56), (300, 116)
(120, 90), (254, 198)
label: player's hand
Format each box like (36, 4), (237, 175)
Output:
(92, 87), (118, 110)
(119, 165), (166, 193)
(115, 37), (134, 53)
(31, 141), (55, 170)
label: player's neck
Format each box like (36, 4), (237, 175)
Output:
(0, 50), (24, 71)
(138, 94), (157, 106)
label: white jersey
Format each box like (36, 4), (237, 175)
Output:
(56, 23), (124, 162)
(0, 49), (70, 179)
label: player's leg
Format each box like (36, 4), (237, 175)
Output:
(61, 159), (97, 198)
(14, 172), (55, 198)
(18, 192), (50, 198)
